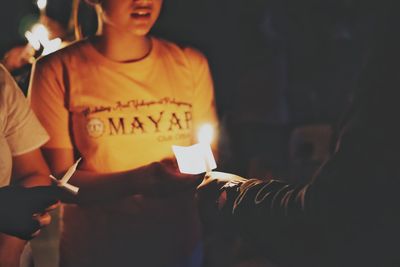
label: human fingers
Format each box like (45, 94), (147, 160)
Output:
(2, 46), (32, 70)
(33, 212), (52, 228)
(197, 179), (223, 197)
(198, 171), (246, 190)
(22, 45), (35, 58)
(30, 229), (42, 239)
(44, 202), (60, 212)
(197, 174), (221, 190)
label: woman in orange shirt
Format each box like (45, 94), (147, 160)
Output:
(29, 0), (218, 266)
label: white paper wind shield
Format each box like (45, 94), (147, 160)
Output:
(172, 144), (217, 174)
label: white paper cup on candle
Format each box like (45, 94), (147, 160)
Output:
(172, 123), (217, 174)
(172, 144), (216, 175)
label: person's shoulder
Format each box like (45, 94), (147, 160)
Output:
(0, 64), (7, 82)
(0, 64), (16, 91)
(0, 64), (24, 109)
(0, 64), (10, 99)
(154, 37), (208, 67)
(35, 39), (90, 70)
(0, 65), (10, 119)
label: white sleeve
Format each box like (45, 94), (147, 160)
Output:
(0, 65), (49, 156)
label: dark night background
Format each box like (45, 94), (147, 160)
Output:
(154, 0), (381, 183)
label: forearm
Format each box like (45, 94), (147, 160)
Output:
(217, 179), (320, 266)
(66, 164), (154, 204)
(0, 233), (26, 267)
(222, 179), (309, 228)
(11, 149), (52, 187)
(223, 126), (371, 229)
(13, 173), (51, 187)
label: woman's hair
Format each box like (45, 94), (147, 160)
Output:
(83, 0), (101, 6)
(74, 0), (102, 39)
(45, 0), (74, 31)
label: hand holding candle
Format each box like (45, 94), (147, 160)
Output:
(196, 171), (247, 232)
(141, 159), (203, 197)
(50, 158), (81, 195)
(171, 123), (251, 228)
(1, 45), (36, 71)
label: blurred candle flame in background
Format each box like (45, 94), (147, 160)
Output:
(24, 23), (62, 56)
(37, 0), (47, 11)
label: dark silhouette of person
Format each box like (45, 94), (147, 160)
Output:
(198, 1), (400, 266)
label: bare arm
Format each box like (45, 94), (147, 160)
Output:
(43, 148), (201, 204)
(11, 149), (51, 187)
(0, 148), (53, 267)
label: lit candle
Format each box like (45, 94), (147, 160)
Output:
(197, 124), (216, 173)
(173, 125), (241, 184)
(172, 124), (217, 174)
(37, 0), (47, 11)
(25, 23), (62, 56)
(50, 158), (81, 195)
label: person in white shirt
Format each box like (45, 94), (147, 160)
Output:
(0, 64), (57, 266)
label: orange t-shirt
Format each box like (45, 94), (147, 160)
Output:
(29, 37), (218, 266)
(30, 37), (218, 172)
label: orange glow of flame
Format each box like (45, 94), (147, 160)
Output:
(198, 124), (214, 144)
(37, 0), (47, 10)
(25, 23), (62, 56)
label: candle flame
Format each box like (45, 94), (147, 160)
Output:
(198, 124), (214, 144)
(25, 23), (62, 56)
(37, 0), (47, 10)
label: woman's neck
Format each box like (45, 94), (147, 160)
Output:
(92, 25), (152, 63)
